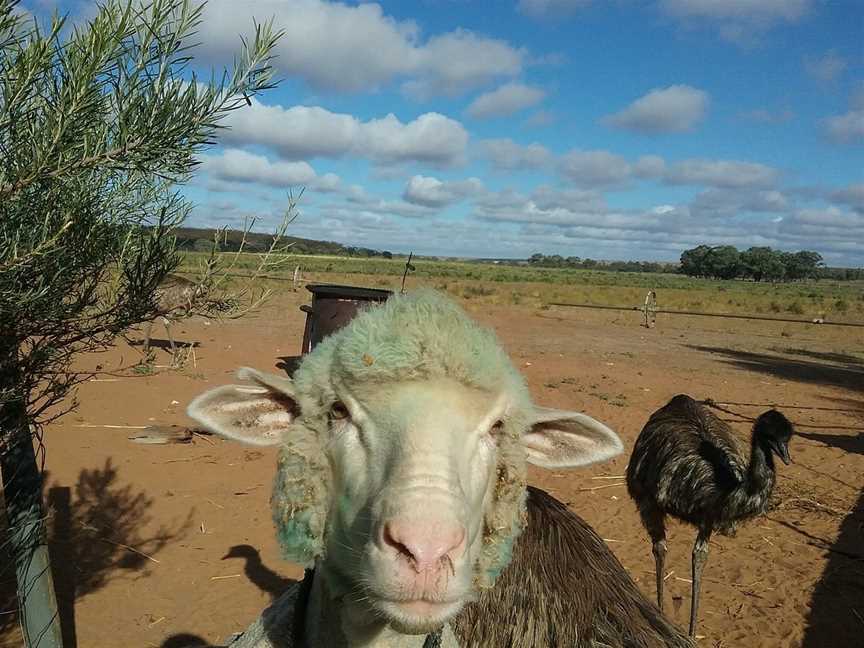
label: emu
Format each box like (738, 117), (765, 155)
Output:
(625, 394), (794, 637)
(141, 273), (202, 356)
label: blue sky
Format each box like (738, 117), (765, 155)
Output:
(26, 0), (864, 264)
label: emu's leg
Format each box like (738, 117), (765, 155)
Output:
(142, 320), (154, 355)
(689, 527), (711, 637)
(162, 317), (176, 354)
(641, 506), (667, 612)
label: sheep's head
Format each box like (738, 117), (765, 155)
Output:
(187, 289), (621, 634)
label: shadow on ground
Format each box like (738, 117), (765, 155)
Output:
(160, 634), (213, 647)
(223, 544), (293, 600)
(159, 545), (297, 647)
(688, 345), (864, 392)
(0, 459), (190, 647)
(801, 485), (864, 647)
(797, 430), (864, 455)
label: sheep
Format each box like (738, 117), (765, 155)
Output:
(220, 486), (693, 648)
(625, 394), (794, 637)
(187, 289), (645, 647)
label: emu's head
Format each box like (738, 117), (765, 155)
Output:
(187, 290), (622, 634)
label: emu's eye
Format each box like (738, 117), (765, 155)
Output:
(329, 401), (350, 421)
(489, 420), (504, 437)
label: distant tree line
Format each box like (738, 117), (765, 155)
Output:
(526, 253), (673, 274)
(680, 245), (825, 281)
(174, 227), (394, 258)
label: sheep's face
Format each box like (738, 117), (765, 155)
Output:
(188, 367), (622, 635)
(323, 377), (503, 632)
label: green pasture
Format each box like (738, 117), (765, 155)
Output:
(178, 252), (864, 321)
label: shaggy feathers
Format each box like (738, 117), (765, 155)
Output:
(454, 487), (693, 648)
(626, 394), (792, 534)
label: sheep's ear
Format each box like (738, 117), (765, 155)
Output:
(521, 406), (622, 468)
(186, 367), (298, 446)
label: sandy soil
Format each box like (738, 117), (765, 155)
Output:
(2, 283), (862, 648)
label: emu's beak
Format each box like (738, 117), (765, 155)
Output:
(776, 440), (791, 465)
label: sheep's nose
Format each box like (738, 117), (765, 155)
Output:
(382, 519), (466, 572)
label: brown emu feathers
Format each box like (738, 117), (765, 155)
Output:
(626, 394), (794, 637)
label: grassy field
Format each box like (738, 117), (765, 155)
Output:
(178, 252), (864, 322)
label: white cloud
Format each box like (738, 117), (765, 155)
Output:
(480, 139), (553, 171)
(403, 30), (526, 99)
(559, 150), (632, 187)
(829, 183), (864, 213)
(690, 188), (789, 217)
(517, 0), (592, 18)
(223, 101), (469, 167)
(199, 149), (319, 187)
(821, 110), (864, 145)
(603, 85), (709, 134)
(804, 51), (847, 83)
(466, 83), (546, 119)
(661, 0), (809, 21)
(196, 1), (525, 97)
(659, 0), (811, 43)
(664, 159), (779, 188)
(633, 155), (667, 179)
(402, 175), (484, 207)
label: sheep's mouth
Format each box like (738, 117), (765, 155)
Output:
(374, 596), (465, 633)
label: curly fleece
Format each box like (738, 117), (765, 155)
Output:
(271, 289), (535, 588)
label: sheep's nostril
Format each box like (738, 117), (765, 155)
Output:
(382, 522), (412, 559)
(382, 520), (466, 573)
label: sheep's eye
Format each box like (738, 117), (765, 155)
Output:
(329, 401), (350, 421)
(489, 420), (504, 437)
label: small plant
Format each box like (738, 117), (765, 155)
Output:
(786, 301), (804, 315)
(463, 284), (496, 298)
(133, 361), (155, 376)
(834, 299), (849, 313)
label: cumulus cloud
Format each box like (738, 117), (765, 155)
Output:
(517, 0), (592, 18)
(199, 149), (328, 188)
(466, 83), (546, 119)
(402, 175), (484, 207)
(223, 101), (469, 167)
(480, 139), (553, 171)
(804, 51), (847, 83)
(659, 0), (811, 43)
(559, 150), (632, 187)
(821, 110), (864, 145)
(402, 30), (526, 99)
(603, 85), (709, 134)
(829, 183), (864, 213)
(664, 159), (779, 188)
(690, 188), (789, 217)
(633, 155), (667, 179)
(196, 1), (524, 97)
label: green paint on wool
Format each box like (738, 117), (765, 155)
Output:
(275, 510), (320, 566)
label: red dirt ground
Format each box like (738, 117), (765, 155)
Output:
(2, 285), (862, 648)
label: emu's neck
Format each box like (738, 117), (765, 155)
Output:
(742, 436), (776, 510)
(305, 570), (454, 648)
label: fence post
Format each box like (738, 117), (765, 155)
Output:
(1, 341), (63, 648)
